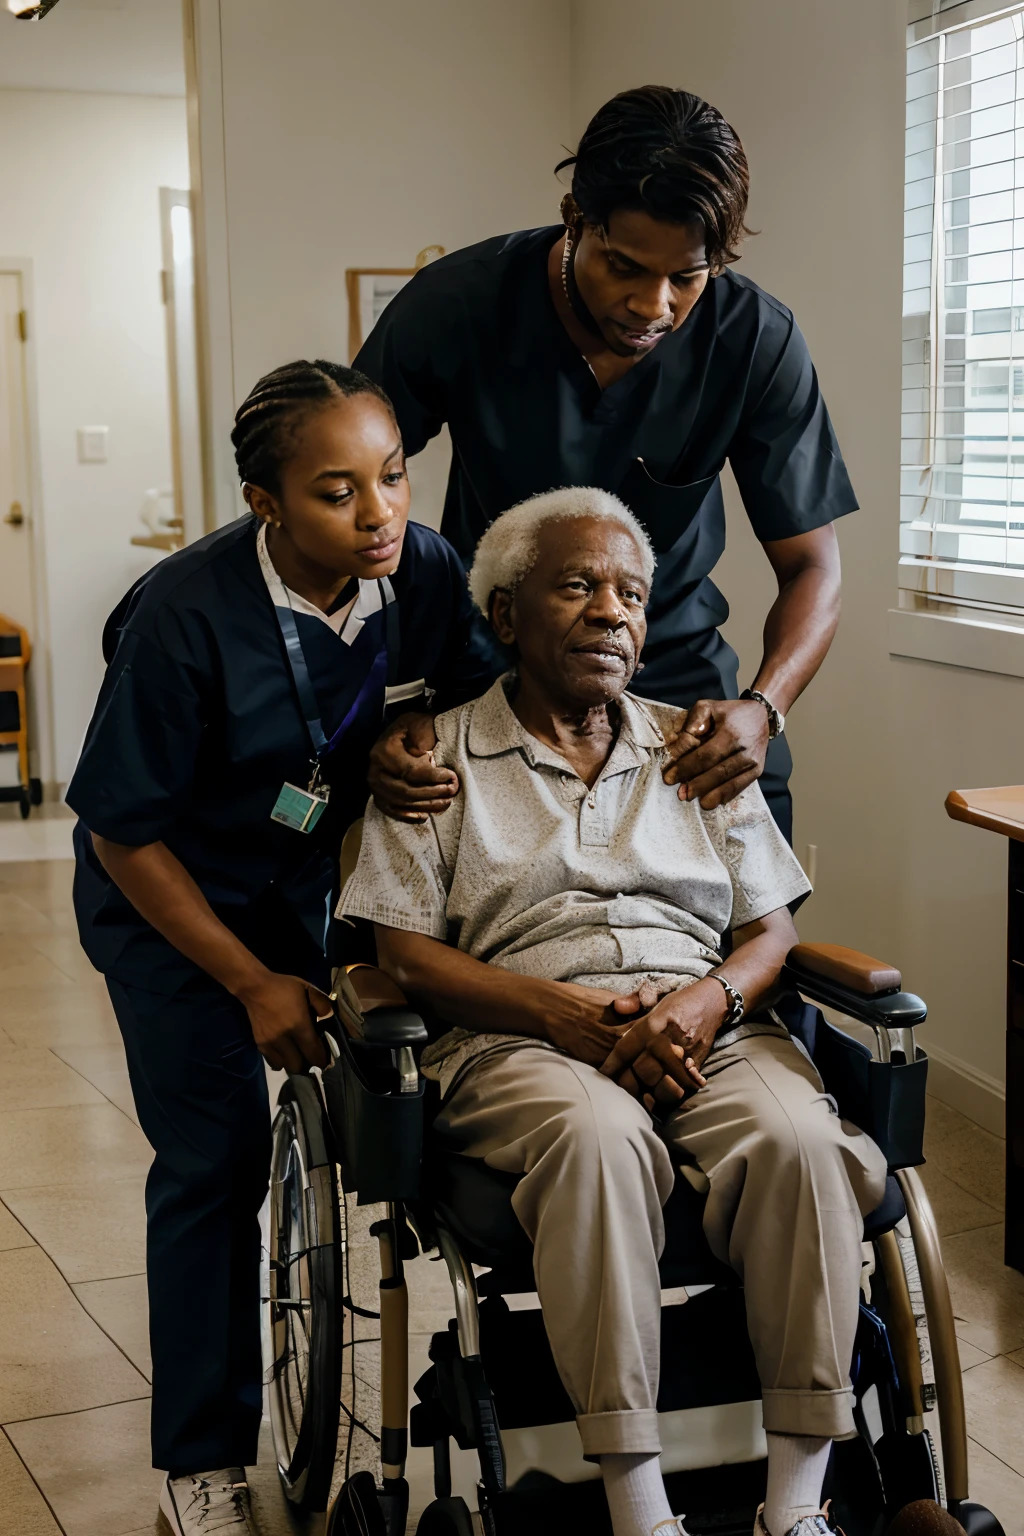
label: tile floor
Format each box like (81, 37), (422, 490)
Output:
(1, 853), (1023, 1535)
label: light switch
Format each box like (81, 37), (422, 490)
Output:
(77, 426), (109, 463)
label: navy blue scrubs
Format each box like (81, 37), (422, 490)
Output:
(356, 226), (859, 843)
(66, 514), (485, 1475)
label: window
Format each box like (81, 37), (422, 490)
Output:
(902, 3), (1024, 615)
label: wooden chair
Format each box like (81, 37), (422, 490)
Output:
(0, 613), (34, 817)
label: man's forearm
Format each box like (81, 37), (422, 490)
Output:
(374, 926), (558, 1037)
(755, 526), (841, 715)
(713, 918), (796, 1017)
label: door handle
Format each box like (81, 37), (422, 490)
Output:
(4, 502), (24, 527)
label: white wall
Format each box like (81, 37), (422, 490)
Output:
(192, 0), (572, 528)
(0, 89), (189, 784)
(0, 0), (185, 96)
(571, 0), (1022, 1124)
(193, 0), (1018, 1122)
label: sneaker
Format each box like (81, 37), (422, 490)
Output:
(159, 1469), (256, 1535)
(652, 1520), (691, 1536)
(755, 1506), (833, 1536)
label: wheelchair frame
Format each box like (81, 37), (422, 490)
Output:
(262, 944), (1005, 1536)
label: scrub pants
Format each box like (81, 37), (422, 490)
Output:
(107, 978), (270, 1476)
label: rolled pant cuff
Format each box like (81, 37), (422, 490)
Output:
(577, 1409), (663, 1459)
(761, 1387), (856, 1440)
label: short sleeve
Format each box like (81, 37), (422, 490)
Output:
(702, 784), (811, 928)
(65, 628), (205, 846)
(354, 269), (453, 457)
(339, 800), (452, 939)
(729, 316), (858, 543)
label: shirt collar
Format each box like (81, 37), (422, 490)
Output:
(256, 522), (370, 643)
(467, 672), (665, 777)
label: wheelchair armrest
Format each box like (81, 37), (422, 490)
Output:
(785, 945), (929, 1169)
(333, 963), (429, 1047)
(784, 943), (927, 1035)
(789, 942), (901, 995)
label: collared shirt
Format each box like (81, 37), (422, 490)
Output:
(67, 515), (491, 995)
(355, 227), (858, 710)
(255, 521), (360, 637)
(341, 676), (811, 1089)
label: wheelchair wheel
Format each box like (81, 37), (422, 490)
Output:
(265, 1073), (343, 1512)
(416, 1496), (475, 1535)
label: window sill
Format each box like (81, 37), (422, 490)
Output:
(888, 605), (1024, 679)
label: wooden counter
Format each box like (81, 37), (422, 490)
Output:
(945, 785), (1024, 1271)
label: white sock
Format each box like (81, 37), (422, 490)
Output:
(762, 1433), (832, 1534)
(600, 1451), (677, 1536)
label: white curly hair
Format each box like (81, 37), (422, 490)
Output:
(467, 487), (655, 617)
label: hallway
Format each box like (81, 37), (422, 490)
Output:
(2, 847), (1024, 1535)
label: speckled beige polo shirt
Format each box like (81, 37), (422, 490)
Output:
(340, 675), (810, 1090)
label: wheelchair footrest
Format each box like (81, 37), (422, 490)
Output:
(414, 1290), (764, 1458)
(413, 1325), (505, 1494)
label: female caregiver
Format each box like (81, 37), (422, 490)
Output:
(65, 361), (484, 1536)
(359, 86), (856, 843)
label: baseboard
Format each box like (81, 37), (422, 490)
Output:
(925, 1042), (1005, 1138)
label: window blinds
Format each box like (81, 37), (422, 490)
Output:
(902, 4), (1024, 609)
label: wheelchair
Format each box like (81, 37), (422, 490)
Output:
(263, 856), (1005, 1536)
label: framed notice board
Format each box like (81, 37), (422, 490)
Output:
(345, 246), (444, 361)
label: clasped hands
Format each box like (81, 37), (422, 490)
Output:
(544, 976), (729, 1111)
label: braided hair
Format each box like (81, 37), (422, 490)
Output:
(231, 359), (395, 495)
(555, 86), (751, 274)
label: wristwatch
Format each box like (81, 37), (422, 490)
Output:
(708, 971), (745, 1027)
(740, 686), (785, 740)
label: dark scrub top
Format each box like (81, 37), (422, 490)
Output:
(356, 226), (858, 836)
(67, 516), (486, 997)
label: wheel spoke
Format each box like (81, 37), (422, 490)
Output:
(265, 1097), (341, 1503)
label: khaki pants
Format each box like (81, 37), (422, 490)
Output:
(434, 1033), (888, 1458)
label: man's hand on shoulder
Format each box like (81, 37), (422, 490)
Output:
(368, 711), (460, 824)
(661, 698), (767, 810)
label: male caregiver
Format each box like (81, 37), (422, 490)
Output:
(358, 85), (856, 843)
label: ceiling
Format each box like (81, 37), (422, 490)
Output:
(0, 0), (186, 96)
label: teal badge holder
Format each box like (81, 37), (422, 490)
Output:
(270, 782), (329, 834)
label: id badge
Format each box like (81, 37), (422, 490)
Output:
(270, 782), (329, 834)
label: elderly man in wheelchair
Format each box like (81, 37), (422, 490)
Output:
(264, 489), (1003, 1536)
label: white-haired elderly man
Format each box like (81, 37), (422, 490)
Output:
(340, 489), (886, 1536)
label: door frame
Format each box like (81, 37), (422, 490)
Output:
(160, 187), (205, 547)
(182, 0), (241, 530)
(1, 257), (55, 792)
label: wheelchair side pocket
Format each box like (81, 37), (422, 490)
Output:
(321, 1036), (425, 1204)
(815, 1021), (928, 1170)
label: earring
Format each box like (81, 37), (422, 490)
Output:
(559, 192), (581, 226)
(559, 193), (583, 308)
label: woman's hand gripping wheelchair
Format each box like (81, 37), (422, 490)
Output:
(262, 935), (1006, 1536)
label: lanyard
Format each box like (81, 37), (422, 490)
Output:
(273, 578), (400, 765)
